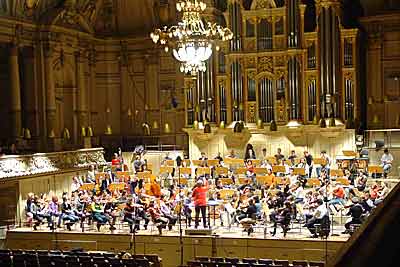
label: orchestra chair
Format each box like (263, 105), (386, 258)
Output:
(256, 176), (274, 186)
(223, 157), (233, 165)
(238, 178), (251, 185)
(219, 178), (234, 186)
(164, 160), (175, 167)
(215, 167), (229, 176)
(335, 177), (350, 186)
(330, 169), (344, 177)
(137, 171), (152, 181)
(251, 159), (261, 166)
(183, 159), (191, 166)
(219, 189), (236, 200)
(235, 167), (248, 175)
(231, 158), (245, 165)
(95, 172), (107, 184)
(367, 165), (383, 178)
(254, 167), (267, 175)
(272, 165), (285, 174)
(263, 157), (276, 165)
(306, 178), (321, 188)
(159, 166), (174, 175)
(196, 167), (211, 176)
(176, 177), (188, 186)
(116, 171), (130, 183)
(79, 183), (95, 192)
(207, 159), (219, 167)
(292, 168), (305, 176)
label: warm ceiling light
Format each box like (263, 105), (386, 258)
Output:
(150, 0), (233, 75)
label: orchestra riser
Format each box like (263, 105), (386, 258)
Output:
(6, 229), (345, 267)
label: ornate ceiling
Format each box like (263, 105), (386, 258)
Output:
(0, 0), (397, 37)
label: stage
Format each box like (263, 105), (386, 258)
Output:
(6, 225), (348, 267)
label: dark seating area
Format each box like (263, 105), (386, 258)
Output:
(0, 249), (162, 267)
(187, 257), (325, 267)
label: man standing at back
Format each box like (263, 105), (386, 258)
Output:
(381, 148), (394, 178)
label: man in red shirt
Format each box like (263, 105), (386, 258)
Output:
(192, 178), (209, 229)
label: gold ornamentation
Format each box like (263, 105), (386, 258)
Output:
(247, 102), (257, 123)
(277, 97), (286, 122)
(258, 56), (273, 73)
(248, 71), (256, 80)
(344, 72), (353, 81)
(254, 0), (277, 9)
(275, 56), (286, 67)
(245, 57), (256, 68)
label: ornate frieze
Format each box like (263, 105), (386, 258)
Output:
(257, 56), (273, 73)
(0, 148), (106, 179)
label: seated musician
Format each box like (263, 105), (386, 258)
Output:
(214, 152), (223, 165)
(111, 152), (122, 171)
(147, 200), (169, 235)
(245, 160), (256, 183)
(25, 193), (34, 224)
(183, 191), (193, 227)
(100, 172), (113, 194)
(29, 195), (54, 230)
(49, 196), (62, 228)
(72, 192), (91, 227)
(159, 196), (177, 230)
(380, 148), (394, 178)
(270, 200), (292, 237)
(227, 149), (237, 159)
(91, 197), (116, 231)
(304, 198), (328, 238)
(132, 155), (144, 173)
(342, 197), (364, 234)
(104, 196), (118, 229)
(123, 198), (141, 233)
(71, 176), (83, 193)
(136, 193), (150, 230)
(238, 198), (258, 234)
(60, 196), (79, 231)
(328, 183), (346, 213)
(86, 165), (96, 183)
(288, 168), (299, 186)
(360, 192), (375, 214)
(199, 152), (208, 161)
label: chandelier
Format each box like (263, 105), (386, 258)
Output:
(150, 0), (233, 75)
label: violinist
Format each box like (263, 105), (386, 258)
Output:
(342, 197), (364, 234)
(238, 198), (257, 234)
(91, 197), (116, 231)
(159, 196), (177, 230)
(123, 198), (141, 233)
(136, 193), (150, 230)
(270, 201), (292, 237)
(104, 196), (118, 229)
(304, 198), (328, 238)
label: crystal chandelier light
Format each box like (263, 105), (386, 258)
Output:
(150, 0), (233, 75)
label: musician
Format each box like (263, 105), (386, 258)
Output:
(49, 196), (62, 228)
(274, 148), (285, 164)
(111, 152), (122, 171)
(227, 149), (238, 159)
(60, 196), (79, 231)
(199, 152), (208, 161)
(316, 150), (331, 177)
(30, 195), (54, 230)
(360, 192), (375, 214)
(104, 196), (118, 229)
(91, 197), (115, 231)
(86, 165), (96, 183)
(238, 198), (258, 234)
(270, 201), (292, 237)
(147, 201), (169, 235)
(288, 150), (297, 166)
(214, 152), (223, 164)
(304, 198), (328, 238)
(192, 178), (209, 229)
(123, 198), (141, 233)
(342, 197), (364, 234)
(133, 155), (144, 173)
(303, 151), (313, 178)
(183, 191), (193, 227)
(380, 148), (394, 178)
(100, 173), (113, 193)
(136, 193), (150, 230)
(244, 144), (256, 160)
(71, 176), (83, 193)
(245, 160), (256, 183)
(159, 197), (177, 230)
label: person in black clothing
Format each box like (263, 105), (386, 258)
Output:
(343, 197), (364, 234)
(123, 198), (141, 233)
(60, 197), (79, 231)
(238, 198), (258, 235)
(270, 201), (292, 237)
(244, 144), (256, 160)
(303, 151), (313, 178)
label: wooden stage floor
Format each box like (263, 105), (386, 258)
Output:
(6, 225), (348, 267)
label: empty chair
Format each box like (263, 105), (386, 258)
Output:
(210, 257), (224, 263)
(195, 256), (209, 262)
(273, 260), (289, 267)
(38, 255), (51, 266)
(292, 260), (308, 267)
(50, 255), (67, 267)
(225, 258), (239, 264)
(258, 259), (273, 266)
(217, 262), (233, 267)
(309, 261), (325, 267)
(243, 258), (258, 264)
(24, 254), (39, 267)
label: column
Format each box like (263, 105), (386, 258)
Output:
(76, 51), (88, 130)
(22, 47), (39, 138)
(120, 52), (130, 135)
(9, 44), (22, 139)
(44, 45), (57, 138)
(317, 0), (342, 120)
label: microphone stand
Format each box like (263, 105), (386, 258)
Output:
(177, 163), (184, 267)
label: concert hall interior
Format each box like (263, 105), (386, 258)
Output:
(0, 1), (399, 267)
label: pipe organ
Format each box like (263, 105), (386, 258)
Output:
(184, 0), (360, 128)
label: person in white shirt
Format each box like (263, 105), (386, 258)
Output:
(71, 176), (83, 193)
(316, 150), (331, 177)
(86, 165), (96, 183)
(304, 199), (328, 238)
(288, 168), (299, 186)
(380, 148), (394, 178)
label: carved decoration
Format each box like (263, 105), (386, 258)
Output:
(344, 72), (353, 81)
(245, 39), (256, 51)
(248, 71), (256, 80)
(258, 56), (273, 73)
(247, 102), (257, 123)
(245, 57), (256, 68)
(275, 56), (286, 67)
(277, 97), (286, 122)
(274, 37), (285, 49)
(252, 0), (277, 9)
(0, 148), (106, 179)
